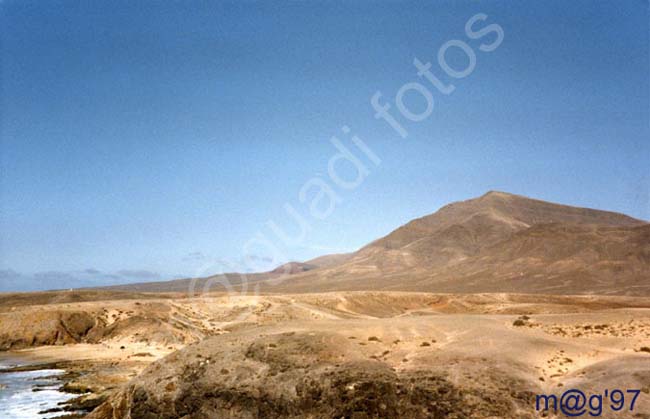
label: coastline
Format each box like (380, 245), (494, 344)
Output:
(0, 353), (85, 418)
(0, 343), (173, 418)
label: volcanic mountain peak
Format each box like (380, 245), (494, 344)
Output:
(258, 191), (649, 295)
(102, 191), (648, 296)
(367, 190), (644, 252)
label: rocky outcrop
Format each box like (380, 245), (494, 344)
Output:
(0, 299), (218, 350)
(0, 310), (103, 350)
(87, 330), (536, 419)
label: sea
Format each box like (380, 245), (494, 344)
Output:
(0, 356), (80, 419)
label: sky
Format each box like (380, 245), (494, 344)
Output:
(1, 0), (648, 291)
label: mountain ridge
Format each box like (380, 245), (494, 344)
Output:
(100, 191), (649, 295)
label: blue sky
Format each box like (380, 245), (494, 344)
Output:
(1, 0), (648, 291)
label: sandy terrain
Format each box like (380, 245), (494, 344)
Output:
(1, 291), (649, 418)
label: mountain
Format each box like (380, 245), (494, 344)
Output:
(258, 191), (649, 295)
(103, 191), (649, 296)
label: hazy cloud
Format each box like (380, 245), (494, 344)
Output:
(0, 267), (164, 292)
(0, 270), (79, 292)
(33, 271), (77, 281)
(116, 270), (161, 280)
(0, 269), (26, 292)
(0, 269), (20, 279)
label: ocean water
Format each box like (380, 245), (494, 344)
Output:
(0, 358), (79, 419)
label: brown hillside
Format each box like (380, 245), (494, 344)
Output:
(102, 191), (649, 296)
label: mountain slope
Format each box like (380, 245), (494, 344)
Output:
(257, 191), (649, 295)
(360, 190), (643, 266)
(103, 191), (649, 296)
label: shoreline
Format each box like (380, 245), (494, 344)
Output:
(1, 343), (173, 419)
(0, 358), (89, 418)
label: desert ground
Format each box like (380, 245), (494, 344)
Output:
(1, 290), (649, 418)
(2, 192), (648, 417)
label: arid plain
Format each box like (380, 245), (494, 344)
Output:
(1, 192), (649, 418)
